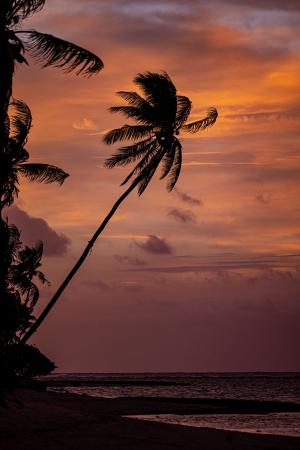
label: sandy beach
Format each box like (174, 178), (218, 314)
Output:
(1, 388), (299, 450)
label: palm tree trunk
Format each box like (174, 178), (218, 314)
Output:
(0, 30), (13, 138)
(0, 29), (14, 297)
(19, 177), (141, 344)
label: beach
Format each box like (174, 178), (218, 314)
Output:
(1, 388), (299, 450)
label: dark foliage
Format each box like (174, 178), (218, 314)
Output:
(1, 1), (103, 75)
(0, 221), (53, 381)
(104, 72), (218, 194)
(1, 1), (46, 23)
(0, 344), (55, 381)
(0, 222), (49, 344)
(0, 0), (102, 381)
(0, 99), (68, 208)
(24, 31), (103, 76)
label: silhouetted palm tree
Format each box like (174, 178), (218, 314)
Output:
(0, 98), (67, 296)
(0, 0), (103, 129)
(20, 72), (218, 344)
(104, 72), (217, 193)
(0, 222), (55, 381)
(0, 98), (68, 210)
(1, 223), (48, 343)
(10, 236), (49, 313)
(0, 0), (103, 297)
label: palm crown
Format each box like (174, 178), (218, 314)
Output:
(0, 99), (68, 208)
(104, 72), (218, 194)
(0, 0), (103, 75)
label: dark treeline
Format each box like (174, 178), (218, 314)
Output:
(0, 0), (102, 381)
(1, 1), (217, 382)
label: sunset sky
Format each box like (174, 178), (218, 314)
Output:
(9, 0), (300, 372)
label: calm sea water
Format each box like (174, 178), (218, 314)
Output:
(127, 412), (300, 437)
(44, 372), (300, 437)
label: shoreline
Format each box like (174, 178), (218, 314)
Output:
(1, 388), (300, 449)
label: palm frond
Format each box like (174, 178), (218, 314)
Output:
(160, 146), (176, 180)
(134, 72), (177, 125)
(117, 91), (150, 108)
(25, 284), (39, 309)
(137, 165), (158, 196)
(182, 107), (218, 133)
(121, 143), (159, 186)
(24, 31), (103, 76)
(104, 72), (216, 197)
(15, 242), (43, 282)
(18, 241), (43, 264)
(120, 167), (136, 187)
(134, 72), (176, 107)
(103, 125), (153, 145)
(176, 96), (192, 128)
(2, 179), (19, 207)
(5, 224), (22, 263)
(8, 224), (21, 248)
(109, 106), (154, 125)
(3, 113), (10, 145)
(18, 163), (69, 185)
(166, 141), (182, 191)
(7, 146), (29, 164)
(116, 91), (156, 123)
(137, 150), (164, 195)
(104, 138), (155, 169)
(7, 0), (45, 21)
(10, 39), (28, 65)
(35, 270), (50, 286)
(9, 98), (32, 146)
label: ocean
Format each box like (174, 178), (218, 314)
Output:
(44, 372), (300, 437)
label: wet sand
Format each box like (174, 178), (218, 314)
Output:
(1, 388), (299, 449)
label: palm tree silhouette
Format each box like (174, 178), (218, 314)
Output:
(10, 238), (49, 339)
(104, 72), (217, 193)
(1, 98), (68, 210)
(20, 72), (218, 344)
(1, 223), (48, 344)
(0, 1), (103, 299)
(0, 98), (68, 296)
(0, 0), (103, 120)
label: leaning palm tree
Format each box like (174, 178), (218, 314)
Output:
(0, 0), (103, 129)
(20, 72), (218, 344)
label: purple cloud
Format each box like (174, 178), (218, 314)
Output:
(86, 279), (111, 291)
(114, 254), (147, 266)
(225, 109), (300, 122)
(223, 0), (300, 11)
(135, 235), (173, 255)
(255, 192), (272, 204)
(6, 206), (70, 257)
(174, 188), (203, 206)
(168, 208), (197, 224)
(128, 253), (300, 275)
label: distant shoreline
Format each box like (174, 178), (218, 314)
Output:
(47, 371), (300, 375)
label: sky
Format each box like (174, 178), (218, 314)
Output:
(9, 0), (300, 372)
